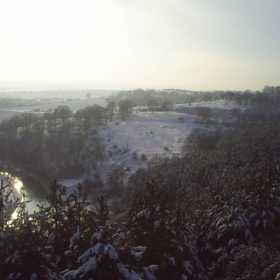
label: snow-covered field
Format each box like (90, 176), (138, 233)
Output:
(61, 100), (240, 193)
(0, 89), (112, 99)
(173, 99), (243, 110)
(173, 99), (247, 120)
(0, 97), (107, 121)
(100, 111), (196, 171)
(1, 99), (241, 197)
(59, 110), (198, 194)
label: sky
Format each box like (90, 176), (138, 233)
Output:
(0, 0), (280, 91)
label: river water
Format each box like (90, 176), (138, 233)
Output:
(1, 172), (48, 221)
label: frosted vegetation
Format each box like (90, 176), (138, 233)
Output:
(1, 86), (280, 279)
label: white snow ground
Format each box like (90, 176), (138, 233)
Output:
(61, 100), (241, 194)
(100, 111), (196, 169)
(1, 99), (242, 197)
(59, 110), (198, 196)
(173, 99), (245, 110)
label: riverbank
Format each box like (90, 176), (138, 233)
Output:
(0, 173), (22, 223)
(0, 172), (48, 223)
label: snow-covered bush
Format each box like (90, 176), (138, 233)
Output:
(63, 226), (120, 279)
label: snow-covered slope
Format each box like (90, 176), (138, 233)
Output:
(59, 110), (198, 194)
(60, 100), (240, 193)
(100, 111), (196, 170)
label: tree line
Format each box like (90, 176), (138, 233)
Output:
(1, 111), (280, 279)
(0, 104), (111, 181)
(126, 112), (280, 279)
(0, 178), (206, 279)
(1, 87), (280, 278)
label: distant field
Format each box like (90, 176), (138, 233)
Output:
(0, 89), (113, 99)
(0, 97), (107, 121)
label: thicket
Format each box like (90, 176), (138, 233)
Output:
(0, 105), (109, 181)
(111, 89), (193, 106)
(0, 180), (207, 279)
(126, 116), (280, 279)
(2, 88), (280, 278)
(221, 86), (280, 114)
(1, 115), (279, 279)
(184, 128), (223, 152)
(110, 86), (280, 110)
(3, 112), (280, 279)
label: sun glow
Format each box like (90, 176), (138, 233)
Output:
(1, 1), (280, 90)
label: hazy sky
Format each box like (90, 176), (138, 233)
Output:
(1, 0), (280, 91)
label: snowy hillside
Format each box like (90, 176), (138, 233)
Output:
(100, 111), (196, 169)
(0, 99), (240, 196)
(59, 110), (198, 194)
(100, 100), (240, 174)
(60, 100), (240, 193)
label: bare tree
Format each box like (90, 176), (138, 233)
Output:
(102, 107), (111, 124)
(75, 107), (92, 138)
(92, 135), (106, 166)
(53, 106), (72, 126)
(47, 131), (65, 170)
(91, 105), (103, 129)
(107, 164), (125, 195)
(107, 101), (116, 122)
(147, 99), (158, 113)
(43, 111), (58, 133)
(162, 101), (172, 114)
(118, 100), (127, 121)
(69, 136), (85, 166)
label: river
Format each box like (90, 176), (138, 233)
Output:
(0, 172), (48, 222)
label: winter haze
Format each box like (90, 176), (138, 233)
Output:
(1, 1), (280, 279)
(1, 0), (280, 91)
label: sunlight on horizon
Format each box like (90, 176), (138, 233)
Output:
(1, 0), (280, 91)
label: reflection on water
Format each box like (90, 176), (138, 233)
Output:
(1, 172), (48, 223)
(10, 177), (24, 220)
